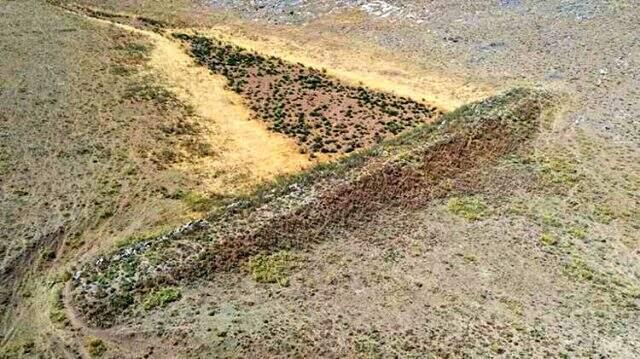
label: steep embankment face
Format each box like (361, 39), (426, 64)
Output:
(71, 88), (552, 327)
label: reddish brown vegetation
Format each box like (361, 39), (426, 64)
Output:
(71, 85), (551, 328)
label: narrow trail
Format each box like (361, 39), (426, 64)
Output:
(87, 15), (313, 195)
(62, 281), (163, 358)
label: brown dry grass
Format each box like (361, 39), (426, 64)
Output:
(193, 25), (490, 112)
(81, 14), (313, 196)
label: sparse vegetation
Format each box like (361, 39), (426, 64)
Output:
(71, 88), (553, 327)
(142, 287), (182, 310)
(447, 196), (488, 220)
(85, 337), (107, 358)
(49, 285), (68, 326)
(564, 255), (640, 304)
(248, 251), (298, 286)
(6, 1), (640, 357)
(124, 80), (177, 107)
(172, 33), (441, 156)
(355, 335), (381, 356)
(536, 154), (581, 187)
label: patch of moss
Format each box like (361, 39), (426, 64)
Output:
(142, 287), (182, 310)
(248, 251), (297, 287)
(447, 196), (488, 221)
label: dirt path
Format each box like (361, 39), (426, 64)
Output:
(62, 281), (163, 358)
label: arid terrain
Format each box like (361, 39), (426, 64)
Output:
(1, 0), (639, 358)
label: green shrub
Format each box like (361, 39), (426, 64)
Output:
(248, 251), (297, 286)
(142, 287), (182, 310)
(85, 337), (107, 357)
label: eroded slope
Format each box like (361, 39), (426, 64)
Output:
(70, 88), (553, 328)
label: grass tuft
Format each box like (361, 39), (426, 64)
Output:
(248, 251), (297, 286)
(447, 196), (488, 221)
(142, 287), (182, 310)
(540, 233), (558, 246)
(85, 337), (107, 358)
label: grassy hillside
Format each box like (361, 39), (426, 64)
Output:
(1, 0), (639, 358)
(70, 87), (553, 327)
